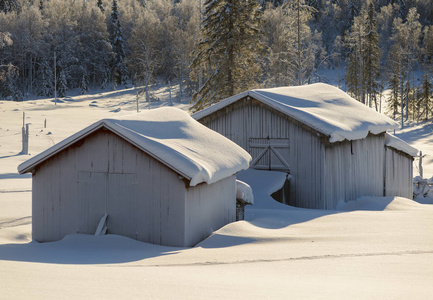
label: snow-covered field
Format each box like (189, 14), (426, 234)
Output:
(1, 88), (433, 299)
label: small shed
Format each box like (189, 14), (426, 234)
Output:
(18, 107), (251, 247)
(193, 83), (417, 209)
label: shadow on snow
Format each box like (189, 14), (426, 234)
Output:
(0, 234), (183, 265)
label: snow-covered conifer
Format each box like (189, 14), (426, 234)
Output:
(345, 9), (366, 103)
(0, 0), (19, 13)
(57, 70), (67, 98)
(348, 0), (360, 27)
(80, 71), (88, 95)
(109, 0), (128, 87)
(397, 0), (407, 22)
(189, 0), (265, 112)
(36, 60), (54, 97)
(365, 2), (381, 110)
(97, 0), (104, 12)
(421, 72), (432, 120)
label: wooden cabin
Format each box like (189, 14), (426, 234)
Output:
(18, 107), (251, 247)
(193, 83), (417, 209)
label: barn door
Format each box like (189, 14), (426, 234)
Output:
(248, 137), (290, 171)
(106, 173), (138, 239)
(77, 172), (138, 236)
(77, 172), (107, 234)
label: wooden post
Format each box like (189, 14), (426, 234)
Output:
(54, 50), (57, 106)
(168, 80), (173, 106)
(44, 118), (46, 128)
(419, 151), (423, 178)
(136, 89), (139, 113)
(21, 126), (25, 153)
(22, 123), (29, 154)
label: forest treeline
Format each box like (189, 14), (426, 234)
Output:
(0, 0), (432, 123)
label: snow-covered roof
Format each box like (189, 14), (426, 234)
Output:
(236, 180), (254, 205)
(193, 83), (399, 143)
(18, 107), (252, 186)
(385, 133), (418, 157)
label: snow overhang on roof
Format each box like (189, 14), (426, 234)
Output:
(18, 107), (252, 186)
(385, 133), (418, 157)
(193, 83), (399, 143)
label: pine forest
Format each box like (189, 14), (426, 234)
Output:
(0, 0), (432, 124)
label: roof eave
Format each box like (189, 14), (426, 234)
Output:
(192, 90), (331, 137)
(18, 122), (106, 174)
(17, 121), (193, 183)
(193, 89), (398, 143)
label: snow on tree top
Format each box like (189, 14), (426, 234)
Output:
(18, 107), (251, 186)
(193, 83), (399, 143)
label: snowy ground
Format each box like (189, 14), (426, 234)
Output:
(1, 87), (433, 299)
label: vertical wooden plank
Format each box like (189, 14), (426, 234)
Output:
(184, 176), (235, 247)
(106, 173), (137, 239)
(32, 168), (44, 241)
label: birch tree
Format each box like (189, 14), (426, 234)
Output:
(129, 4), (159, 102)
(262, 3), (296, 87)
(388, 7), (421, 126)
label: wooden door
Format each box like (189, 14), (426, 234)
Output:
(76, 172), (137, 236)
(248, 137), (290, 171)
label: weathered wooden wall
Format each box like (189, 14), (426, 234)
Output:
(323, 134), (386, 209)
(32, 129), (188, 246)
(184, 175), (236, 247)
(385, 147), (413, 199)
(200, 98), (325, 209)
(199, 98), (415, 209)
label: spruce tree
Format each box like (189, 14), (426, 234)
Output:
(388, 72), (400, 120)
(421, 72), (432, 120)
(364, 3), (381, 110)
(0, 0), (19, 13)
(397, 0), (407, 22)
(2, 72), (13, 99)
(109, 0), (128, 87)
(36, 60), (54, 97)
(348, 0), (360, 27)
(190, 0), (265, 112)
(345, 10), (366, 103)
(80, 71), (88, 95)
(11, 78), (23, 101)
(97, 0), (104, 12)
(57, 70), (67, 98)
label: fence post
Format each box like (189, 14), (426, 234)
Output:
(21, 123), (29, 155)
(419, 151), (423, 178)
